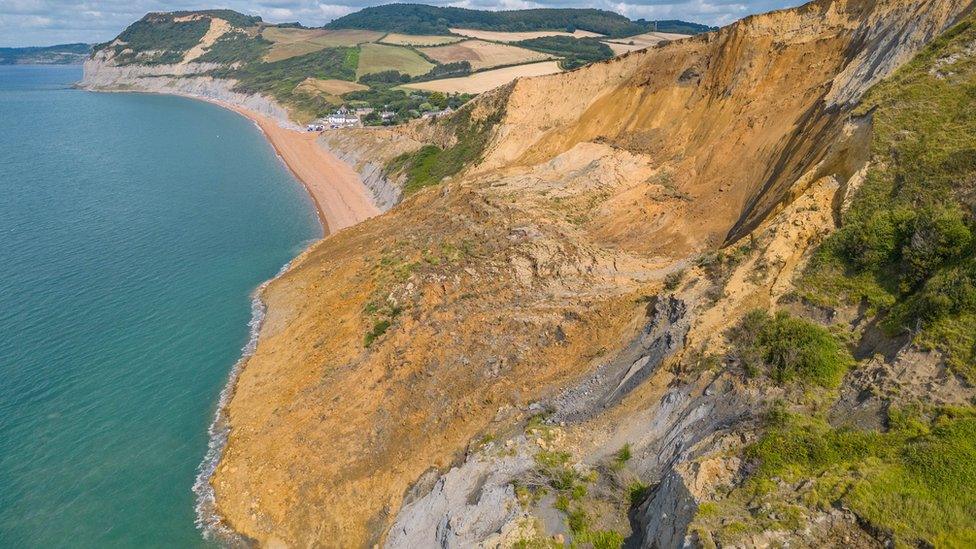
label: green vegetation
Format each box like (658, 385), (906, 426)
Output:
(363, 301), (403, 348)
(518, 448), (625, 548)
(214, 47), (358, 118)
(799, 17), (976, 382)
(0, 43), (91, 65)
(179, 9), (262, 28)
(745, 408), (976, 546)
(358, 70), (411, 85)
(384, 101), (504, 194)
(357, 43), (434, 79)
(727, 310), (853, 388)
(610, 443), (631, 471)
(345, 86), (471, 125)
(517, 36), (614, 69)
(363, 319), (391, 347)
(566, 509), (625, 549)
(113, 15), (210, 65)
(327, 5), (648, 37)
(196, 33), (270, 64)
(413, 61), (472, 82)
(663, 269), (685, 291)
(647, 20), (716, 34)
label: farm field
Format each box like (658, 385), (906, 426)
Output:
(379, 33), (462, 46)
(357, 43), (435, 78)
(602, 31), (689, 55)
(419, 39), (552, 70)
(402, 60), (562, 94)
(448, 27), (603, 42)
(296, 78), (368, 95)
(262, 28), (383, 62)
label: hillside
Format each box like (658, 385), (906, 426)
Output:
(325, 4), (713, 37)
(0, 43), (91, 65)
(83, 6), (704, 125)
(197, 0), (976, 547)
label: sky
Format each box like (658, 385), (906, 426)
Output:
(0, 0), (805, 47)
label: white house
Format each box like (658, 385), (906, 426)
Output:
(326, 107), (360, 128)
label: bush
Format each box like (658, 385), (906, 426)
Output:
(359, 70), (411, 85)
(412, 61), (471, 83)
(728, 310), (853, 388)
(517, 36), (614, 69)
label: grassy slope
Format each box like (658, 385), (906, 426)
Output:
(800, 16), (976, 382)
(384, 87), (509, 194)
(262, 28), (382, 62)
(695, 15), (976, 548)
(356, 43), (435, 79)
(215, 47), (359, 121)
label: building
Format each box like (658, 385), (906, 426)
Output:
(326, 106), (360, 129)
(421, 106), (455, 120)
(380, 110), (396, 123)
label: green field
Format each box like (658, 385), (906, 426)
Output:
(261, 28), (383, 62)
(356, 43), (435, 79)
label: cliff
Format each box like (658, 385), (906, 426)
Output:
(206, 0), (976, 547)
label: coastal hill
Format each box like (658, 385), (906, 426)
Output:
(85, 0), (976, 547)
(0, 43), (91, 65)
(80, 7), (708, 125)
(325, 4), (715, 36)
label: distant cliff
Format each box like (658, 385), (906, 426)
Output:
(0, 44), (91, 65)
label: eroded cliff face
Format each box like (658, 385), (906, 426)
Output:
(80, 18), (297, 129)
(209, 0), (974, 547)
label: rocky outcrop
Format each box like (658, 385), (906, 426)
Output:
(385, 446), (533, 548)
(550, 295), (690, 423)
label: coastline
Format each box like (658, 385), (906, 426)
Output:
(187, 98), (381, 541)
(207, 99), (380, 235)
(78, 86), (381, 540)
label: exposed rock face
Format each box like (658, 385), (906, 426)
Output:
(81, 47), (296, 129)
(384, 446), (533, 548)
(317, 129), (424, 211)
(201, 0), (974, 547)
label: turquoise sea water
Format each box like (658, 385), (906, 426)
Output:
(0, 65), (321, 546)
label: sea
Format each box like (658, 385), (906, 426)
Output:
(0, 65), (322, 546)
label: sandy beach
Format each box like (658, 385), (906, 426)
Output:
(216, 102), (379, 234)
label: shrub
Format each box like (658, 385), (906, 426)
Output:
(363, 319), (391, 347)
(664, 269), (685, 291)
(728, 310), (853, 388)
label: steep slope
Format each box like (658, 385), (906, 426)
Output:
(206, 0), (975, 547)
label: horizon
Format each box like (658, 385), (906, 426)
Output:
(1, 0), (804, 48)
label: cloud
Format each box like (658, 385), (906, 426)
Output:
(0, 0), (803, 47)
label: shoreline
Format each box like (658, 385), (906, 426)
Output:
(206, 99), (380, 236)
(79, 88), (381, 541)
(79, 84), (380, 235)
(81, 83), (381, 543)
(186, 97), (380, 541)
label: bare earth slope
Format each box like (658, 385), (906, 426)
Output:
(211, 0), (975, 547)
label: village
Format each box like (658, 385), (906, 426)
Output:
(305, 104), (455, 132)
